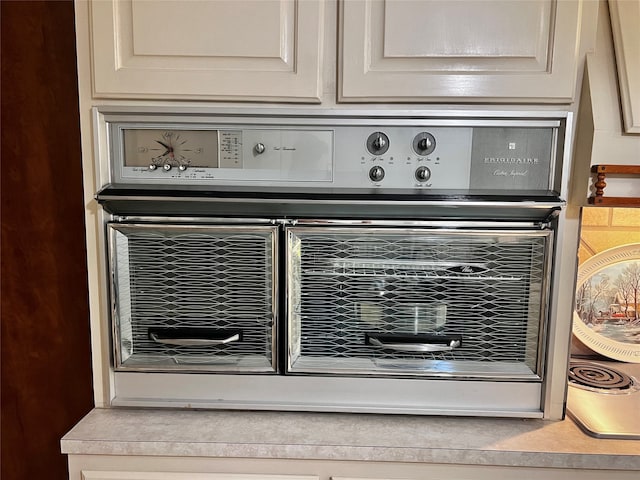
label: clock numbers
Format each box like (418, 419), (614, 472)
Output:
(123, 129), (219, 170)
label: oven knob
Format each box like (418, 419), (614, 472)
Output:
(366, 132), (390, 155)
(369, 166), (385, 182)
(178, 164), (188, 171)
(415, 166), (431, 182)
(255, 142), (266, 154)
(148, 164), (157, 171)
(373, 135), (387, 151)
(163, 163), (172, 171)
(418, 137), (432, 151)
(412, 132), (436, 156)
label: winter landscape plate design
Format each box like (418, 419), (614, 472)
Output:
(574, 244), (640, 363)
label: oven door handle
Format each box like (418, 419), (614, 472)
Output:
(149, 328), (241, 347)
(366, 333), (462, 353)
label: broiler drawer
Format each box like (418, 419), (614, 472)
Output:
(108, 223), (278, 372)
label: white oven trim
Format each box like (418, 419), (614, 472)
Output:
(112, 372), (544, 418)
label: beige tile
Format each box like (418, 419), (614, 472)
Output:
(578, 247), (593, 266)
(581, 207), (610, 226)
(580, 231), (640, 257)
(611, 208), (640, 227)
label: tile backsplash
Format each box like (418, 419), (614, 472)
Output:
(579, 207), (640, 263)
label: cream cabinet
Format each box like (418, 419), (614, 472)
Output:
(80, 0), (587, 104)
(609, 0), (640, 133)
(339, 0), (583, 103)
(79, 472), (317, 480)
(66, 456), (640, 480)
(570, 0), (640, 205)
(86, 0), (324, 102)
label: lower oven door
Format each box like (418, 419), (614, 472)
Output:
(108, 223), (278, 372)
(286, 224), (553, 380)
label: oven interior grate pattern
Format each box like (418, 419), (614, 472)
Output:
(111, 226), (275, 371)
(289, 230), (547, 374)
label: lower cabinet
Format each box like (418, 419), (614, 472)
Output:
(79, 473), (316, 480)
(67, 456), (639, 480)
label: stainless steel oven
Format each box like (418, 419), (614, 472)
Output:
(95, 107), (575, 418)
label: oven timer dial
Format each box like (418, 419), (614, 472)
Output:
(369, 165), (385, 182)
(366, 132), (390, 155)
(413, 132), (436, 156)
(415, 166), (431, 182)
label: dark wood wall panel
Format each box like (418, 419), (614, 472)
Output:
(1, 2), (94, 479)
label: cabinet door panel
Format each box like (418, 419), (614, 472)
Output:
(339, 0), (581, 102)
(382, 0), (550, 68)
(89, 0), (323, 102)
(609, 0), (640, 133)
(81, 472), (318, 480)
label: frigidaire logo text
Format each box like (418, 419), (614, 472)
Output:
(484, 157), (539, 164)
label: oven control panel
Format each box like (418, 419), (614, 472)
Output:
(107, 111), (565, 193)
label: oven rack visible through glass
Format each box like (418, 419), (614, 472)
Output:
(305, 258), (525, 282)
(286, 226), (553, 380)
(108, 222), (279, 373)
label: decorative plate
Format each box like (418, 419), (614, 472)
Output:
(573, 244), (640, 363)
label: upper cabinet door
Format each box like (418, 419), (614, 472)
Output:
(339, 0), (582, 103)
(89, 0), (324, 102)
(609, 0), (640, 134)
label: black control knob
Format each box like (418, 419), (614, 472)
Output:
(162, 163), (172, 171)
(369, 166), (385, 182)
(366, 132), (390, 155)
(415, 166), (431, 182)
(418, 137), (432, 151)
(412, 132), (436, 156)
(373, 135), (386, 151)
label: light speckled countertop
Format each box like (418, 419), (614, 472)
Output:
(61, 408), (640, 470)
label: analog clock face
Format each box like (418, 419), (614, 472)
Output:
(123, 129), (219, 169)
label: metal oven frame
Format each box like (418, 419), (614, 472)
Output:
(87, 106), (578, 419)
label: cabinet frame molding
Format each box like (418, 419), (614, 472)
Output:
(338, 0), (582, 103)
(88, 0), (324, 102)
(608, 0), (640, 133)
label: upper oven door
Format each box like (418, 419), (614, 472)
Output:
(286, 223), (554, 380)
(108, 222), (278, 373)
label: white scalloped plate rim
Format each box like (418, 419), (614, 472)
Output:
(573, 243), (640, 363)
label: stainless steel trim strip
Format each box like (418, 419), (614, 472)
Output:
(97, 104), (569, 123)
(291, 219), (551, 228)
(110, 217), (556, 230)
(98, 194), (565, 209)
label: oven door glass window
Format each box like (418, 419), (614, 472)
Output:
(287, 226), (552, 380)
(109, 224), (277, 372)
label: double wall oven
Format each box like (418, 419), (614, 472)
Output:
(94, 107), (575, 418)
